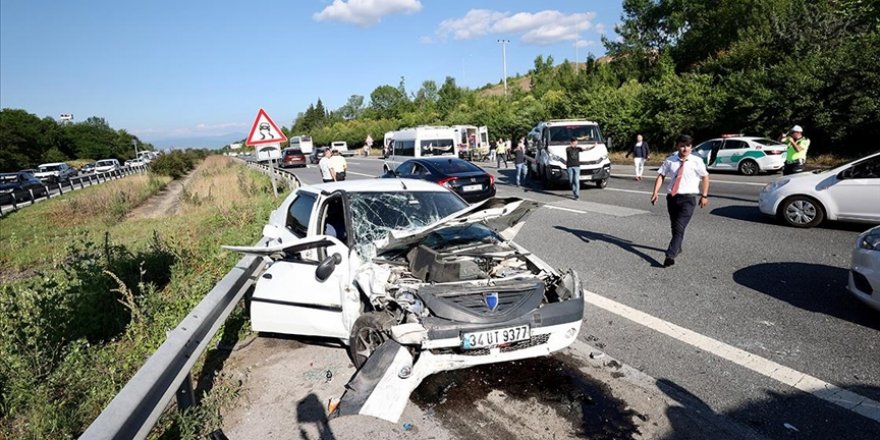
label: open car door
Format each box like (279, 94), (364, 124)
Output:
(225, 235), (352, 339)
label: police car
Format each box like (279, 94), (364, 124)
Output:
(692, 135), (787, 175)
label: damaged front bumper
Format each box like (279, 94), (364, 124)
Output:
(337, 282), (584, 423)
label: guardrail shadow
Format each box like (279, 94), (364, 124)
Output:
(733, 262), (879, 330)
(555, 225), (665, 267)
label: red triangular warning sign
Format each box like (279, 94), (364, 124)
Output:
(246, 108), (288, 146)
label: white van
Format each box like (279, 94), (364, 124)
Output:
(331, 141), (354, 157)
(382, 126), (461, 172)
(527, 119), (611, 189)
(94, 159), (121, 173)
(449, 125), (489, 160)
(289, 135), (314, 156)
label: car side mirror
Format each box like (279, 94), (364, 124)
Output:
(315, 252), (342, 281)
(837, 168), (854, 180)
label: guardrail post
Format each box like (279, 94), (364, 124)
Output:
(176, 373), (195, 413)
(58, 182), (64, 195)
(11, 193), (18, 210)
(36, 187), (43, 200)
(79, 178), (85, 189)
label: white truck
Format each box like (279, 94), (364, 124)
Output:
(331, 141), (355, 157)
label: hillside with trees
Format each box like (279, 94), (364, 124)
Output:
(288, 0), (878, 156)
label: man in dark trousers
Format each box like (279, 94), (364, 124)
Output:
(650, 134), (710, 267)
(566, 138), (590, 200)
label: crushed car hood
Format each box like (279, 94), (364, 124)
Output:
(376, 197), (540, 253)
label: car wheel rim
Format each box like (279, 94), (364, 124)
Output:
(354, 327), (384, 365)
(785, 200), (816, 224)
(742, 162), (757, 175)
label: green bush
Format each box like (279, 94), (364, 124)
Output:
(149, 151), (194, 179)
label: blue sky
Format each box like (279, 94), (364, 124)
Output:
(0, 0), (622, 147)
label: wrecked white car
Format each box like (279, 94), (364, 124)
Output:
(226, 178), (584, 422)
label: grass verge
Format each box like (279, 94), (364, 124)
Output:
(0, 156), (281, 439)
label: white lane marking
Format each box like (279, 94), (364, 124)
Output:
(612, 172), (768, 187)
(584, 291), (880, 423)
(546, 206), (587, 214)
(347, 171), (377, 178)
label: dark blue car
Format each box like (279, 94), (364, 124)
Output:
(383, 157), (496, 203)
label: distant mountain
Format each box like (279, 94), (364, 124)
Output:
(145, 132), (247, 150)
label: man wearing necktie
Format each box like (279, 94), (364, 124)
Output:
(650, 134), (711, 267)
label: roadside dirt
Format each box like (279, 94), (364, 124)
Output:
(126, 172), (195, 220)
(218, 334), (688, 440)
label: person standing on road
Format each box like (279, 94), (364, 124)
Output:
(489, 138), (497, 163)
(626, 134), (650, 181)
(364, 134), (373, 157)
(782, 125), (810, 175)
(650, 134), (710, 268)
(330, 150), (348, 181)
(495, 138), (508, 168)
(567, 138), (589, 200)
(514, 138), (528, 188)
(319, 148), (336, 183)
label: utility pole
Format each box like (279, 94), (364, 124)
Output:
(497, 39), (509, 96)
(132, 139), (139, 158)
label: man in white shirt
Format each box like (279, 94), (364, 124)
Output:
(650, 134), (710, 267)
(318, 148), (336, 182)
(330, 150), (348, 181)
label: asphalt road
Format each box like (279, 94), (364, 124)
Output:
(251, 157), (879, 439)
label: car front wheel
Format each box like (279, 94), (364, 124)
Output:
(779, 196), (825, 228)
(348, 312), (395, 369)
(595, 177), (608, 189)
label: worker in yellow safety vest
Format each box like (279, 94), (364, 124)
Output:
(782, 125), (810, 175)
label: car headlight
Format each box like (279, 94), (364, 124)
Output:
(858, 231), (880, 251)
(549, 153), (565, 163)
(762, 179), (790, 193)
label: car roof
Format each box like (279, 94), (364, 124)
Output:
(701, 136), (777, 142)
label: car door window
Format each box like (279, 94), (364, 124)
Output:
(286, 193), (317, 238)
(395, 162), (414, 175)
(723, 140), (749, 150)
(849, 156), (880, 179)
(412, 163), (431, 176)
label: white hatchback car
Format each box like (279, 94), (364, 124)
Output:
(759, 152), (880, 227)
(692, 136), (787, 175)
(850, 225), (880, 312)
(226, 179), (584, 422)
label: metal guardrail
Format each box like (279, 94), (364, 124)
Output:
(80, 161), (303, 439)
(0, 165), (148, 216)
(80, 247), (267, 440)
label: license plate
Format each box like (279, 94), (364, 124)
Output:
(461, 325), (530, 349)
(462, 184), (482, 192)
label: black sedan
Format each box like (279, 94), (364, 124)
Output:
(383, 157), (496, 203)
(0, 171), (48, 203)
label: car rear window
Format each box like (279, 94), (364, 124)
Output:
(39, 165), (62, 172)
(286, 149), (303, 155)
(429, 159), (482, 174)
(97, 160), (115, 166)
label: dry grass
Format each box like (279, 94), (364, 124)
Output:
(47, 174), (171, 227)
(176, 156), (273, 216)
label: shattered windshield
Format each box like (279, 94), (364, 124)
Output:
(421, 223), (500, 249)
(348, 191), (468, 257)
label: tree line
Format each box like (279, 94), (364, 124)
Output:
(0, 109), (156, 172)
(286, 0), (878, 156)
